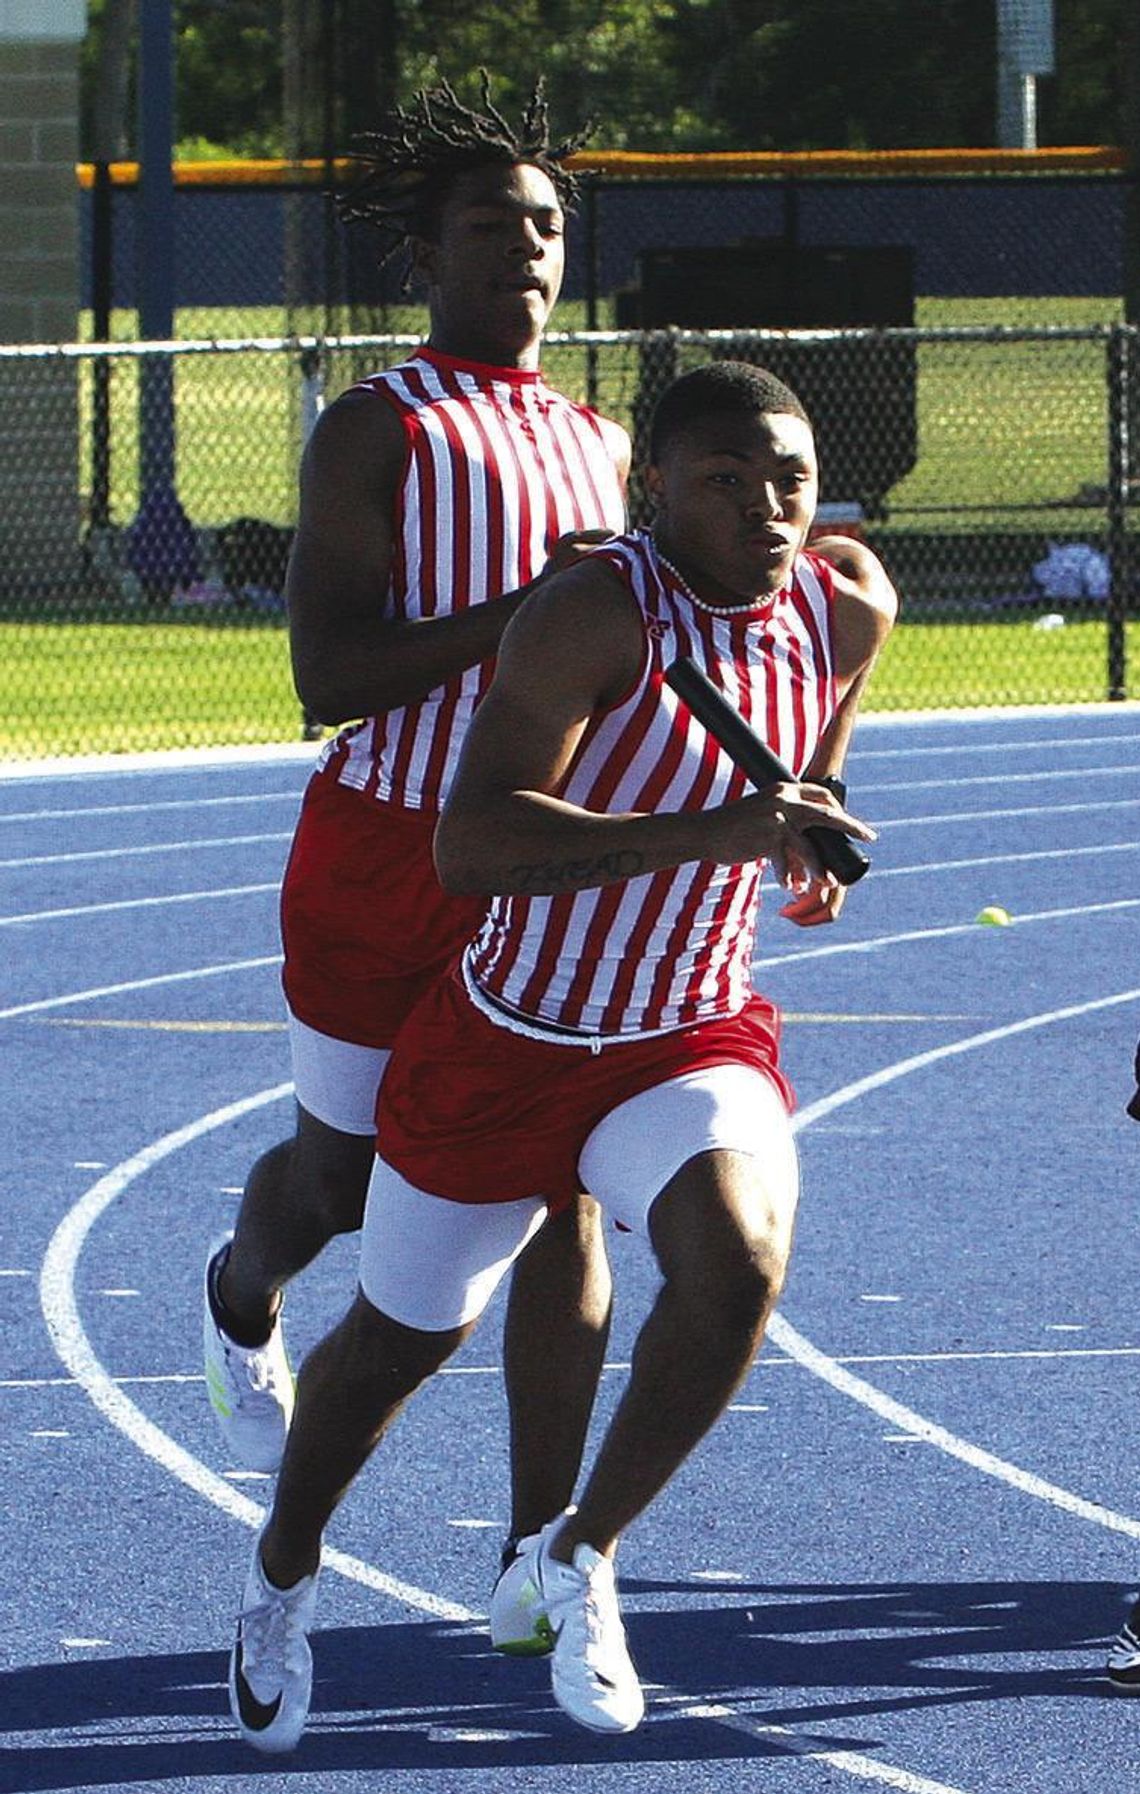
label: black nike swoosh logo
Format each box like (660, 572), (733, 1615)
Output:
(233, 1636), (282, 1731)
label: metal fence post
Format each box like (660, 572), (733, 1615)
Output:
(89, 159), (113, 534)
(583, 173), (599, 410)
(299, 340), (325, 741)
(1107, 323), (1131, 701)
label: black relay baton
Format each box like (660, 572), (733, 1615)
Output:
(665, 655), (870, 887)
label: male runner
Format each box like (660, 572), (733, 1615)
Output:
(223, 360), (897, 1750)
(202, 75), (629, 1654)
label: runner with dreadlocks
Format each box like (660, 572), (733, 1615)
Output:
(209, 74), (630, 1750)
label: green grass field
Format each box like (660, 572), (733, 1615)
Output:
(2, 618), (298, 758)
(2, 295), (1131, 761)
(2, 609), (1134, 762)
(73, 296), (1127, 531)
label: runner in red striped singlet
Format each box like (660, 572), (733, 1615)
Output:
(467, 529), (842, 1038)
(209, 82), (633, 1740)
(241, 361), (897, 1746)
(325, 347), (628, 814)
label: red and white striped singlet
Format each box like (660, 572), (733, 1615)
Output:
(322, 346), (628, 811)
(466, 529), (842, 1038)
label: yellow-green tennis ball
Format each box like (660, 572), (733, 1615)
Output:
(976, 905), (1012, 926)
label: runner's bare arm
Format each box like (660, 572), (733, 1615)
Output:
(435, 561), (875, 898)
(779, 537), (899, 926)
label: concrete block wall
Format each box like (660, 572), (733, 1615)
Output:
(0, 37), (80, 342)
(0, 33), (81, 598)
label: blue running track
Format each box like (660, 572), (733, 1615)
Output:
(3, 705), (1140, 1794)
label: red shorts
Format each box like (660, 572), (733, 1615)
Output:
(376, 967), (795, 1215)
(280, 766), (485, 1050)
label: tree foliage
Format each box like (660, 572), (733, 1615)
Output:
(79, 0), (1129, 161)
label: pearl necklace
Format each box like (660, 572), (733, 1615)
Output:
(653, 545), (779, 618)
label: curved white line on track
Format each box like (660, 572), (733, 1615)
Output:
(0, 885), (278, 929)
(0, 956), (281, 1023)
(38, 1085), (474, 1623)
(38, 971), (1140, 1788)
(38, 1090), (967, 1791)
(775, 984), (1140, 1538)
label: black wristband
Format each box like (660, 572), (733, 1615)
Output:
(814, 774), (848, 805)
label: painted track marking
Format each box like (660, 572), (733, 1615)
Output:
(0, 791), (304, 824)
(35, 988), (1140, 1553)
(0, 957), (280, 1023)
(756, 896), (1140, 970)
(873, 840), (1138, 878)
(0, 885), (278, 928)
(0, 830), (291, 870)
(38, 1086), (473, 1623)
(35, 986), (1140, 1789)
(864, 761), (1140, 793)
(37, 1087), (969, 1789)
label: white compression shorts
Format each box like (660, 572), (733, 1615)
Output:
(359, 1063), (799, 1331)
(287, 1008), (390, 1137)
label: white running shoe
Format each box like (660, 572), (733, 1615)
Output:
(229, 1532), (319, 1753)
(1107, 1598), (1140, 1691)
(535, 1520), (644, 1734)
(489, 1534), (553, 1655)
(203, 1234), (294, 1473)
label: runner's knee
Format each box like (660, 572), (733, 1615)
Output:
(650, 1152), (792, 1345)
(336, 1290), (467, 1385)
(512, 1194), (612, 1323)
(292, 1107), (377, 1235)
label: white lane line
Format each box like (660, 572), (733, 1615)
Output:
(854, 728), (1140, 762)
(3, 741), (321, 780)
(0, 832), (291, 870)
(658, 1700), (967, 1793)
(46, 1020), (285, 1034)
(873, 840), (1138, 879)
(38, 1085), (473, 1623)
(863, 762), (1140, 793)
(0, 886), (278, 928)
(0, 792), (303, 824)
(771, 1311), (1140, 1543)
(773, 1346), (1140, 1367)
(9, 1341), (1140, 1392)
(756, 896), (1140, 971)
(36, 1099), (972, 1794)
(772, 984), (1140, 1540)
(0, 957), (281, 1024)
(878, 797), (1140, 827)
(38, 980), (1140, 1787)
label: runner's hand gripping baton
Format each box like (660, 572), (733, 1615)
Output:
(665, 655), (870, 886)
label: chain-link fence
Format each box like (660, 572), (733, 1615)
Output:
(1, 324), (1136, 760)
(79, 155), (1133, 337)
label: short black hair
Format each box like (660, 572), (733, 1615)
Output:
(649, 362), (812, 463)
(337, 71), (591, 268)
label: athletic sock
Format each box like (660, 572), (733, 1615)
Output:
(208, 1243), (276, 1350)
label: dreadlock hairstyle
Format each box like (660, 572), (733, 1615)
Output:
(338, 71), (592, 274)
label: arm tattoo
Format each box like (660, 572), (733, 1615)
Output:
(510, 849), (646, 892)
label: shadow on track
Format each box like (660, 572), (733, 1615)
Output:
(0, 1578), (1122, 1789)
